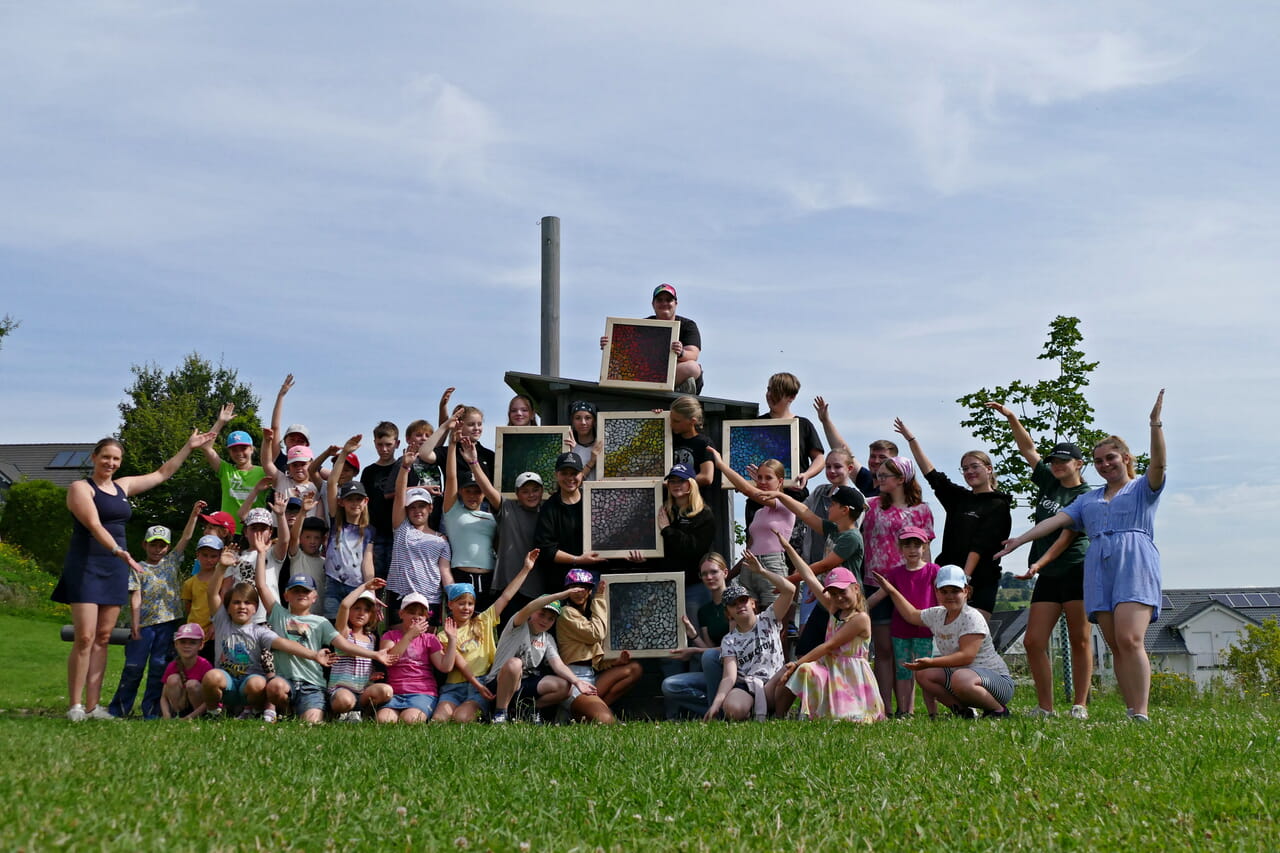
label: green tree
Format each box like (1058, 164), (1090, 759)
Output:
(0, 314), (18, 351)
(1225, 617), (1280, 697)
(116, 353), (260, 541)
(0, 479), (71, 572)
(955, 316), (1108, 514)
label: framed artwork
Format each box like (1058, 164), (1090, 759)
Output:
(598, 411), (673, 480)
(582, 479), (664, 559)
(720, 418), (801, 488)
(601, 571), (686, 658)
(599, 317), (680, 391)
(494, 426), (571, 500)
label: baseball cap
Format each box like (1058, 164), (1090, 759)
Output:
(226, 430), (253, 448)
(400, 592), (433, 613)
(200, 511), (236, 535)
(196, 534), (225, 551)
(722, 584), (752, 605)
(344, 452), (361, 473)
(665, 463), (696, 481)
(515, 472), (543, 489)
(244, 508), (274, 528)
(338, 481), (368, 500)
(144, 525), (171, 544)
(555, 452), (584, 472)
(653, 283), (678, 300)
(541, 600), (563, 615)
(935, 565), (969, 589)
(456, 470), (479, 490)
(286, 574), (317, 591)
(829, 486), (867, 512)
(174, 623), (205, 642)
(285, 496), (303, 511)
(404, 487), (433, 506)
(284, 424), (310, 442)
(355, 590), (383, 607)
(564, 569), (595, 588)
(898, 526), (934, 542)
(1047, 442), (1083, 461)
(823, 567), (857, 591)
(287, 445), (314, 464)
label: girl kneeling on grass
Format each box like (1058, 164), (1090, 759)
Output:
(774, 532), (883, 723)
(704, 553), (795, 721)
(328, 579), (394, 722)
(872, 565), (1014, 718)
(161, 623), (212, 720)
(377, 594), (458, 724)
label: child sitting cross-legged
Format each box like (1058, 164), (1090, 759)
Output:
(328, 579), (394, 722)
(160, 623), (213, 720)
(250, 525), (393, 724)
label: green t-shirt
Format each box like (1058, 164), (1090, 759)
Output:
(698, 599), (730, 646)
(268, 603), (338, 686)
(1029, 461), (1091, 577)
(218, 461), (268, 516)
(822, 519), (865, 585)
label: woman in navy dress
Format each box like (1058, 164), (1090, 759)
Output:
(998, 390), (1167, 722)
(56, 431), (214, 721)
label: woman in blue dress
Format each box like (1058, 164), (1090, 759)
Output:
(55, 431), (214, 721)
(997, 390), (1166, 721)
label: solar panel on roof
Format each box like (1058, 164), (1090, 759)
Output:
(1209, 593), (1231, 606)
(48, 451), (74, 467)
(1245, 593), (1267, 607)
(1263, 593), (1280, 606)
(1161, 595), (1174, 611)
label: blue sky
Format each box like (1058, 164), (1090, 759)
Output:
(2, 3), (1276, 587)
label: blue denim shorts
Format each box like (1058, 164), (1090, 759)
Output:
(438, 681), (490, 710)
(283, 679), (327, 715)
(385, 692), (438, 715)
(213, 669), (265, 704)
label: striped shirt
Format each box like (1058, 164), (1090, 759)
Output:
(387, 520), (451, 601)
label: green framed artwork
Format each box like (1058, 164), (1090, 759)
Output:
(494, 426), (571, 500)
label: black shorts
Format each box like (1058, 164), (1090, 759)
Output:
(1031, 565), (1085, 605)
(969, 577), (998, 613)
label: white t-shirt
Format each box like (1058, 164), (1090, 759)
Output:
(919, 605), (1009, 675)
(721, 610), (785, 681)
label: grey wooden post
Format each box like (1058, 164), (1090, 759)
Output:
(540, 216), (560, 378)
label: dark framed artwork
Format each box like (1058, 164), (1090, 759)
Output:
(720, 418), (801, 489)
(601, 571), (686, 658)
(494, 426), (571, 499)
(582, 479), (664, 559)
(599, 317), (680, 391)
(598, 411), (673, 479)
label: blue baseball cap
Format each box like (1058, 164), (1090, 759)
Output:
(665, 463), (696, 481)
(286, 574), (317, 591)
(196, 535), (225, 551)
(226, 430), (253, 448)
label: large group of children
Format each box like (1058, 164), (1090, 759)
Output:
(75, 352), (1167, 727)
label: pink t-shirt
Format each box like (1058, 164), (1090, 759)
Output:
(860, 502), (935, 580)
(747, 501), (794, 555)
(161, 656), (213, 685)
(880, 562), (940, 639)
(382, 629), (444, 696)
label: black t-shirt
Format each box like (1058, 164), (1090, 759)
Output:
(647, 313), (702, 350)
(924, 469), (1013, 587)
(361, 460), (401, 537)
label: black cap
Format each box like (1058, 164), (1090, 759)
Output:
(555, 452), (584, 472)
(830, 485), (867, 512)
(1047, 442), (1083, 461)
(455, 470), (479, 489)
(570, 400), (597, 417)
(338, 481), (368, 500)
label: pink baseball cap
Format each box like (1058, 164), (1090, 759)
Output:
(175, 623), (205, 642)
(822, 567), (857, 591)
(287, 445), (314, 464)
(898, 526), (934, 542)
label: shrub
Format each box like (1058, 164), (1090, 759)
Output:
(0, 542), (68, 621)
(1225, 617), (1280, 697)
(0, 480), (71, 573)
(1148, 670), (1197, 705)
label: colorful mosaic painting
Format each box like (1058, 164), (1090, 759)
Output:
(600, 413), (672, 479)
(583, 480), (663, 558)
(721, 419), (800, 485)
(602, 572), (685, 657)
(599, 317), (678, 390)
(494, 427), (569, 499)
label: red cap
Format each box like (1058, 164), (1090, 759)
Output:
(199, 511), (237, 535)
(345, 452), (360, 473)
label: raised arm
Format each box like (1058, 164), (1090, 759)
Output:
(442, 427), (459, 513)
(207, 547), (237, 614)
(893, 418), (936, 477)
(813, 396), (853, 456)
(118, 429), (216, 497)
(260, 427), (279, 480)
(758, 489), (821, 533)
(308, 444), (337, 490)
(1147, 389), (1166, 491)
(173, 500), (204, 556)
(708, 447), (772, 506)
(328, 435), (361, 511)
(437, 387), (455, 430)
(741, 551), (796, 622)
(250, 528), (279, 613)
(492, 548), (539, 618)
(236, 477), (273, 524)
(268, 374), (294, 459)
(774, 530), (836, 613)
(203, 403), (236, 471)
(461, 435), (502, 508)
(392, 453), (412, 529)
(418, 407), (458, 465)
(335, 577), (386, 634)
(985, 402), (1039, 468)
(511, 588), (573, 628)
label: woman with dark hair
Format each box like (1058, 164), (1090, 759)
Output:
(56, 431), (215, 721)
(894, 419), (1011, 620)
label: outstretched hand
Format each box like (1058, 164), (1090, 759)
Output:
(892, 418), (912, 440)
(813, 396), (830, 420)
(985, 401), (1012, 418)
(1150, 389), (1165, 425)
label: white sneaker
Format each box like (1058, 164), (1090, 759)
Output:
(1069, 704), (1089, 720)
(1027, 707), (1055, 719)
(339, 711), (362, 723)
(88, 706), (118, 721)
(67, 705), (87, 722)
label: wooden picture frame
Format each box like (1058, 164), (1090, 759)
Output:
(601, 571), (686, 658)
(599, 317), (680, 391)
(598, 411), (674, 480)
(581, 479), (664, 559)
(494, 426), (571, 500)
(721, 418), (802, 489)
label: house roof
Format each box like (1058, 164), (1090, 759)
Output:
(0, 443), (96, 489)
(1147, 587), (1280, 655)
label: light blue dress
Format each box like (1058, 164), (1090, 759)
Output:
(1062, 477), (1165, 622)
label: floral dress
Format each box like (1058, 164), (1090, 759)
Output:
(785, 614), (885, 723)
